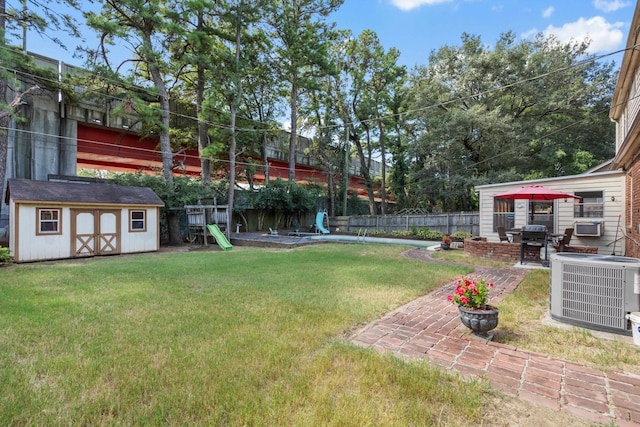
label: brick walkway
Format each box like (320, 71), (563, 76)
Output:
(350, 248), (640, 426)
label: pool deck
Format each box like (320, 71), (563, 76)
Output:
(229, 232), (322, 248)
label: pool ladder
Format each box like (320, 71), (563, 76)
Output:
(357, 228), (368, 243)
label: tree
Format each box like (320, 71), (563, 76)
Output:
(265, 0), (343, 181)
(303, 76), (341, 216)
(173, 0), (220, 186)
(191, 0), (267, 222)
(407, 32), (616, 211)
(361, 37), (405, 214)
(84, 0), (186, 243)
(343, 30), (405, 215)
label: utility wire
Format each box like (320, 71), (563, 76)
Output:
(0, 42), (632, 134)
(0, 42), (635, 177)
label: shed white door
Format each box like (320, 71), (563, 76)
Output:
(71, 209), (121, 257)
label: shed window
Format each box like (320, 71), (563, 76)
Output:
(493, 198), (515, 231)
(574, 191), (604, 218)
(37, 208), (61, 235)
(130, 210), (146, 232)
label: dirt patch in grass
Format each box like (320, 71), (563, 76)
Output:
(482, 393), (599, 427)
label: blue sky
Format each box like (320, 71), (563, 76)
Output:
(20, 0), (635, 69)
(330, 0), (634, 67)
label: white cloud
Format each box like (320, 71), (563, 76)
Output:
(542, 6), (554, 18)
(593, 0), (632, 13)
(390, 0), (452, 11)
(540, 16), (624, 53)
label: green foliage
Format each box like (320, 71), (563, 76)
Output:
(108, 172), (226, 208)
(0, 246), (12, 265)
(390, 230), (413, 237)
(451, 231), (472, 239)
(407, 31), (616, 211)
(447, 276), (494, 309)
(414, 228), (445, 241)
(254, 179), (325, 224)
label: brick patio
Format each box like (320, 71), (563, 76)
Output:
(349, 248), (640, 426)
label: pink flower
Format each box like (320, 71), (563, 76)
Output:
(446, 276), (494, 309)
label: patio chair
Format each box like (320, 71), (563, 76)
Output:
(497, 226), (510, 243)
(557, 227), (573, 252)
(268, 227), (278, 235)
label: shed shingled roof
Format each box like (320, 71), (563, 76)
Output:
(5, 179), (164, 206)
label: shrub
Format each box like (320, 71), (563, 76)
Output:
(415, 228), (445, 241)
(0, 246), (13, 265)
(451, 231), (472, 239)
(390, 230), (413, 237)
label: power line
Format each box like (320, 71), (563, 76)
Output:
(1, 41), (634, 179)
(0, 42), (632, 135)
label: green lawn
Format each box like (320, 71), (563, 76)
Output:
(0, 244), (489, 426)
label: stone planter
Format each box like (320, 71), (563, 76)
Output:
(458, 305), (499, 334)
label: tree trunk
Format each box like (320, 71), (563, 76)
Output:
(146, 48), (179, 244)
(195, 11), (211, 186)
(166, 212), (182, 246)
(147, 68), (174, 190)
(262, 133), (269, 184)
(327, 167), (335, 217)
(0, 0), (8, 214)
(197, 63), (211, 186)
(377, 119), (387, 215)
(0, 80), (8, 210)
(227, 8), (243, 228)
(288, 77), (298, 181)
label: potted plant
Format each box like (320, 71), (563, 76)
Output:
(441, 235), (452, 250)
(447, 276), (499, 335)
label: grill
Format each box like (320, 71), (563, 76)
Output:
(520, 224), (549, 266)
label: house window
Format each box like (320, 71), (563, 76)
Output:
(493, 198), (515, 231)
(574, 191), (604, 218)
(130, 210), (146, 232)
(37, 208), (61, 235)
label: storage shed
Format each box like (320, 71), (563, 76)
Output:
(475, 169), (625, 256)
(5, 179), (164, 263)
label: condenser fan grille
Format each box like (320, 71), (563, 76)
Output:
(561, 264), (626, 330)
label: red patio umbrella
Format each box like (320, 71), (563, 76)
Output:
(493, 185), (580, 201)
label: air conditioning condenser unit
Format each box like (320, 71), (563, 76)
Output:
(550, 253), (640, 334)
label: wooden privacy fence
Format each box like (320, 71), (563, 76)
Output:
(338, 212), (480, 236)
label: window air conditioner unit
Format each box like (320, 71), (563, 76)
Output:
(574, 221), (603, 237)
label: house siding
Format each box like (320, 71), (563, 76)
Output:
(14, 205), (72, 262)
(477, 171), (625, 256)
(119, 207), (160, 254)
(11, 205), (161, 262)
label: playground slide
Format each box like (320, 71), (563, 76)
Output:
(206, 224), (233, 251)
(315, 211), (330, 234)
